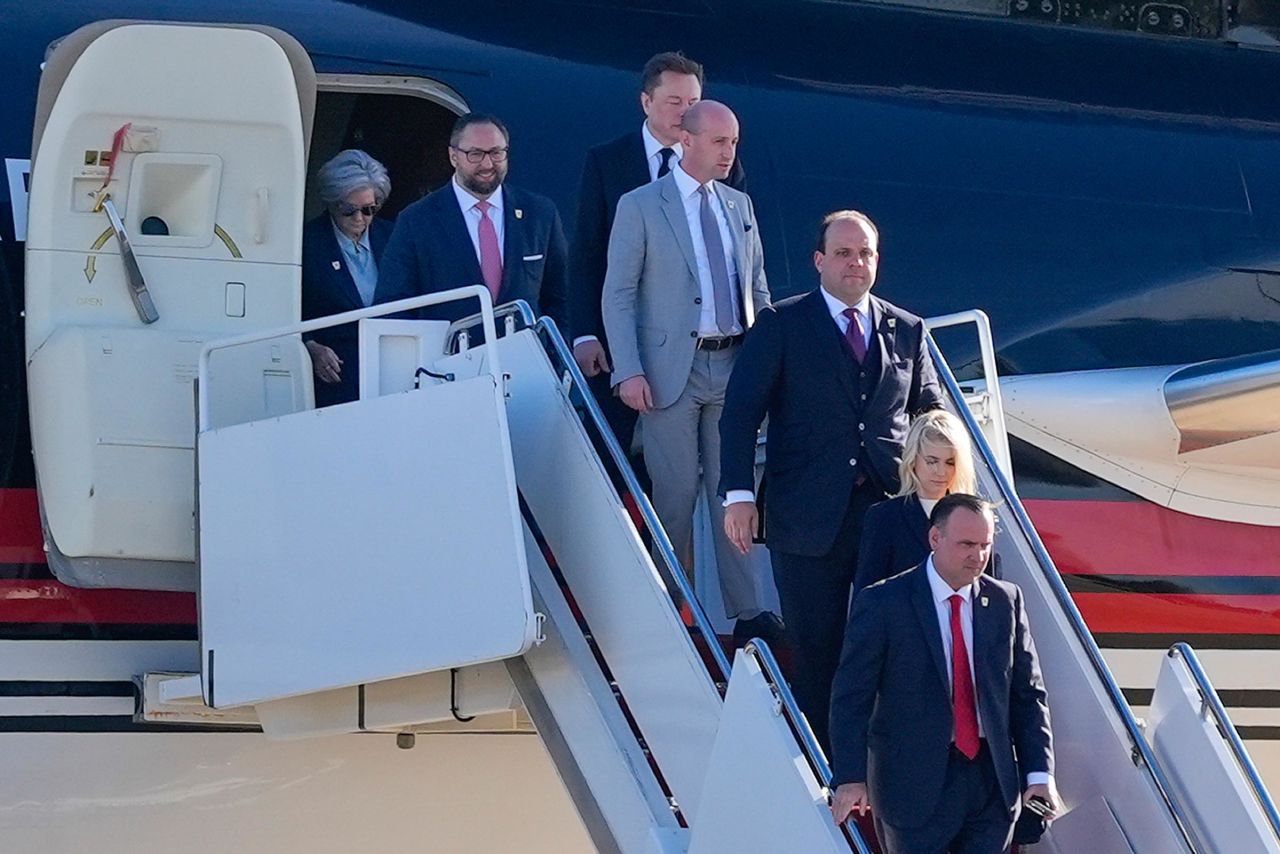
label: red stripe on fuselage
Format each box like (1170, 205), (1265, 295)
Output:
(0, 489), (44, 563)
(0, 488), (196, 624)
(0, 580), (195, 624)
(1074, 592), (1280, 635)
(1023, 498), (1280, 577)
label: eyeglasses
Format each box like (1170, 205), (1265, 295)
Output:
(453, 146), (509, 164)
(337, 202), (379, 218)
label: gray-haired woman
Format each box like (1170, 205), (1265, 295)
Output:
(302, 149), (394, 406)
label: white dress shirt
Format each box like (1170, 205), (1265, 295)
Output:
(642, 120), (683, 181)
(723, 286), (871, 507)
(451, 176), (505, 265)
(670, 163), (743, 338)
(573, 123), (683, 350)
(926, 556), (1052, 788)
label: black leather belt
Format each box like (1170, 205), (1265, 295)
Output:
(697, 335), (743, 351)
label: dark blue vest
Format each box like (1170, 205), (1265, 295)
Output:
(836, 319), (884, 492)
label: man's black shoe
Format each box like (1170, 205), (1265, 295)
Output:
(733, 611), (786, 645)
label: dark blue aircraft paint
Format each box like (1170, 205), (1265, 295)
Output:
(1, 1), (1278, 389)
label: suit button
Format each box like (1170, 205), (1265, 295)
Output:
(690, 331), (698, 338)
(849, 458), (857, 466)
(861, 394), (867, 401)
(859, 422), (865, 431)
(694, 297), (702, 305)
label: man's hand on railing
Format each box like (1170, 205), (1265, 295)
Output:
(305, 340), (343, 384)
(618, 375), (654, 413)
(573, 339), (611, 377)
(724, 501), (758, 555)
(831, 782), (871, 823)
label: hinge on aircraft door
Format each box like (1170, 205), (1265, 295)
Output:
(533, 611), (547, 646)
(135, 672), (258, 728)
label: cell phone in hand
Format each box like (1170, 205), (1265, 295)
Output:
(1025, 795), (1055, 818)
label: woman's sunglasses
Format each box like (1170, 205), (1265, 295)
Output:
(337, 203), (379, 218)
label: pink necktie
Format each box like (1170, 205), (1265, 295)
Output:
(841, 307), (867, 362)
(949, 594), (980, 760)
(475, 199), (503, 301)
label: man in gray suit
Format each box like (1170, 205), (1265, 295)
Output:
(602, 100), (780, 640)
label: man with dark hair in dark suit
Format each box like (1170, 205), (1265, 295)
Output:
(569, 51), (745, 461)
(374, 112), (567, 328)
(829, 494), (1058, 853)
(719, 210), (941, 751)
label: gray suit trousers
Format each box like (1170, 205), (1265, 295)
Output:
(640, 346), (766, 620)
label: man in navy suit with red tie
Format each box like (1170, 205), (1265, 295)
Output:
(374, 113), (567, 328)
(829, 494), (1058, 853)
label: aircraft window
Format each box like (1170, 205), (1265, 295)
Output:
(815, 0), (1226, 39)
(310, 75), (468, 219)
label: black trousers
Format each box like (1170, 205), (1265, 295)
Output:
(770, 476), (882, 754)
(876, 744), (1015, 854)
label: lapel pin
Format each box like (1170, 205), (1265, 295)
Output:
(331, 260), (341, 271)
(726, 199), (736, 209)
(887, 317), (896, 329)
(980, 596), (989, 607)
(514, 208), (523, 219)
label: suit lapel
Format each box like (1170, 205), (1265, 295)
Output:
(658, 174), (701, 284)
(628, 131), (652, 187)
(434, 186), (484, 287)
(802, 289), (859, 407)
(906, 496), (931, 551)
(499, 186), (522, 300)
(971, 577), (996, 711)
(865, 295), (898, 411)
(714, 183), (754, 323)
(323, 222), (366, 311)
(911, 565), (951, 696)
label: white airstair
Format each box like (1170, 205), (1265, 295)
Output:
(147, 293), (1277, 853)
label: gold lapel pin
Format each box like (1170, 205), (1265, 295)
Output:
(331, 261), (341, 271)
(514, 209), (524, 219)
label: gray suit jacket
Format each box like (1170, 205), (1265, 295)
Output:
(601, 173), (770, 409)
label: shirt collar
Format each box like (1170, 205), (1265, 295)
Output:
(452, 175), (503, 215)
(926, 555), (976, 605)
(819, 285), (872, 323)
(331, 218), (372, 254)
(642, 121), (682, 163)
(672, 162), (708, 200)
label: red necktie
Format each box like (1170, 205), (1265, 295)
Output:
(841, 307), (867, 362)
(475, 199), (503, 301)
(948, 594), (980, 759)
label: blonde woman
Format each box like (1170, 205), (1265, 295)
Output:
(853, 409), (982, 595)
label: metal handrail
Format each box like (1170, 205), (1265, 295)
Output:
(446, 300), (536, 351)
(532, 315), (731, 682)
(196, 285), (499, 432)
(923, 309), (1012, 476)
(742, 640), (873, 854)
(1168, 642), (1280, 842)
(926, 334), (1200, 852)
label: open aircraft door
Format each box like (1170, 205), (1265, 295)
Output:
(25, 22), (316, 591)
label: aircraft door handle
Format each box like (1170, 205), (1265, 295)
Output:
(98, 195), (160, 324)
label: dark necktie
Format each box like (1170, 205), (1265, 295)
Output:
(657, 147), (675, 179)
(949, 594), (980, 760)
(841, 307), (867, 363)
(698, 185), (736, 335)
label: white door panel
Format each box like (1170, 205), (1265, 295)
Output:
(25, 22), (314, 589)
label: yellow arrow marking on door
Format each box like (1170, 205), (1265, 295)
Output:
(83, 227), (115, 282)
